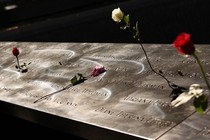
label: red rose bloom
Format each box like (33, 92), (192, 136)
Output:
(12, 47), (20, 56)
(173, 32), (195, 55)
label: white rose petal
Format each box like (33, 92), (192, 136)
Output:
(171, 92), (194, 107)
(171, 84), (204, 107)
(112, 7), (124, 23)
(188, 84), (203, 98)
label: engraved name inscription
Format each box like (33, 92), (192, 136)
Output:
(22, 91), (78, 107)
(197, 127), (210, 137)
(95, 107), (174, 127)
(99, 78), (166, 90)
(123, 96), (171, 108)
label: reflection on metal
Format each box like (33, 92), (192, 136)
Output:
(4, 26), (19, 31)
(4, 4), (17, 10)
(0, 42), (210, 140)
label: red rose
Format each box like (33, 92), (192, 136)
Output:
(12, 47), (20, 56)
(91, 66), (106, 77)
(173, 32), (195, 55)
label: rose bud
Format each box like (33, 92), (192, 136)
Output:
(91, 66), (106, 77)
(12, 47), (20, 56)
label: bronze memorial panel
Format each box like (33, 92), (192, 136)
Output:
(0, 42), (210, 140)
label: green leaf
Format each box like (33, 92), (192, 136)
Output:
(70, 73), (87, 86)
(135, 21), (139, 32)
(123, 14), (130, 26)
(70, 75), (78, 85)
(193, 95), (208, 113)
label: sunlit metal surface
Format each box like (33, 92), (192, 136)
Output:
(0, 42), (210, 140)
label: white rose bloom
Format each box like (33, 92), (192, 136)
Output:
(171, 84), (203, 107)
(188, 84), (203, 98)
(112, 7), (124, 23)
(171, 92), (194, 107)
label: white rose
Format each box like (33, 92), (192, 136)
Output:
(188, 84), (203, 98)
(171, 84), (203, 107)
(112, 7), (124, 23)
(171, 92), (194, 107)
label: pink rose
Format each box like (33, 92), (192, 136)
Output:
(91, 66), (106, 77)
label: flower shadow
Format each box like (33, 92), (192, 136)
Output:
(33, 73), (88, 104)
(169, 84), (187, 101)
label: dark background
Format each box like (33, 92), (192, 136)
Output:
(0, 112), (86, 139)
(0, 0), (210, 139)
(0, 0), (210, 44)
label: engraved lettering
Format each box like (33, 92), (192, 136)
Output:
(99, 78), (167, 90)
(95, 107), (116, 115)
(197, 127), (210, 137)
(95, 107), (174, 127)
(82, 88), (107, 97)
(123, 96), (171, 108)
(66, 102), (77, 107)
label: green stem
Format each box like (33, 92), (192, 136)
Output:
(193, 53), (210, 91)
(16, 56), (20, 69)
(138, 43), (174, 89)
(125, 20), (174, 89)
